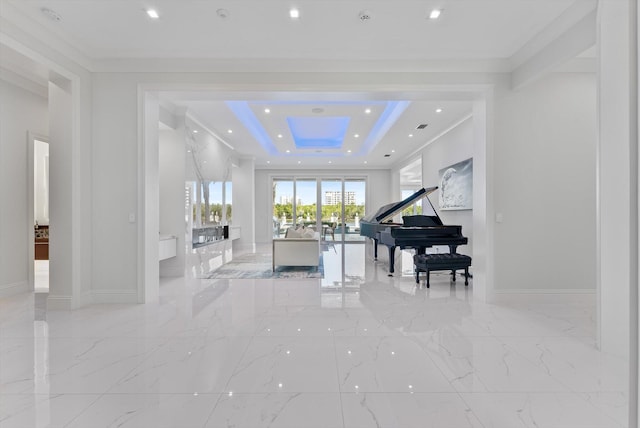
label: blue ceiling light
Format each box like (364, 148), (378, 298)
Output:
(286, 116), (350, 149)
(357, 101), (410, 155)
(227, 100), (409, 157)
(226, 101), (278, 155)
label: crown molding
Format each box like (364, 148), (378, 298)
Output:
(0, 3), (94, 72)
(90, 57), (514, 74)
(0, 65), (47, 98)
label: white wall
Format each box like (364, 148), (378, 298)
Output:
(493, 72), (596, 292)
(254, 168), (392, 244)
(597, 0), (634, 358)
(420, 117), (474, 258)
(159, 128), (186, 277)
(0, 79), (48, 296)
(91, 73), (139, 299)
(233, 158), (256, 253)
(48, 78), (75, 308)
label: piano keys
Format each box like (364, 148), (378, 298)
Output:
(360, 187), (468, 275)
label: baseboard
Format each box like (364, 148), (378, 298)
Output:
(493, 288), (596, 294)
(47, 294), (73, 310)
(492, 289), (596, 304)
(159, 266), (184, 277)
(0, 280), (29, 298)
(91, 289), (138, 304)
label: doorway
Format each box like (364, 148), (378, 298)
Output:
(28, 135), (50, 292)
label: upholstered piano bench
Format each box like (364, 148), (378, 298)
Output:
(413, 253), (472, 288)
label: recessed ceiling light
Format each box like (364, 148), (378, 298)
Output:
(187, 150), (191, 153)
(354, 134), (359, 138)
(286, 150), (290, 153)
(391, 150), (395, 153)
(227, 129), (233, 133)
(264, 108), (270, 113)
(436, 108), (443, 113)
(408, 134), (414, 138)
(429, 9), (442, 19)
(297, 160), (301, 164)
(328, 161), (332, 164)
(146, 9), (160, 19)
(277, 134), (283, 138)
(290, 8), (300, 19)
(364, 161), (368, 164)
(267, 160), (271, 164)
(347, 150), (352, 153)
(365, 108), (371, 114)
(193, 130), (198, 134)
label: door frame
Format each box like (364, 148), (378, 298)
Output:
(27, 132), (49, 292)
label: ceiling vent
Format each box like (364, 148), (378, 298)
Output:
(416, 124), (428, 129)
(359, 10), (373, 21)
(384, 154), (391, 157)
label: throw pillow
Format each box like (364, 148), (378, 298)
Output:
(302, 228), (316, 238)
(285, 227), (301, 238)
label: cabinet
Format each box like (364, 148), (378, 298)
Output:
(34, 225), (49, 260)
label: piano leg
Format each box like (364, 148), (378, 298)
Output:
(373, 238), (378, 260)
(387, 246), (396, 275)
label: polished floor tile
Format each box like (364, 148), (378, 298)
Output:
(0, 245), (629, 427)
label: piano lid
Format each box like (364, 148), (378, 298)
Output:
(361, 186), (438, 224)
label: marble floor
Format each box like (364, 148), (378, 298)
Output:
(0, 244), (629, 428)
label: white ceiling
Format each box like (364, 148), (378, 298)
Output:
(1, 0), (596, 169)
(4, 0), (577, 61)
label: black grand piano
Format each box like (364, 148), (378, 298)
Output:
(360, 186), (468, 275)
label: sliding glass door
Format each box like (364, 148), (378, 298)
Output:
(272, 179), (293, 237)
(272, 178), (318, 237)
(344, 179), (366, 242)
(319, 178), (366, 243)
(272, 176), (366, 243)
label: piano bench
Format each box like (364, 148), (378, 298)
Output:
(413, 253), (472, 288)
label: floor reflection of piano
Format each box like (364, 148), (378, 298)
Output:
(360, 187), (468, 275)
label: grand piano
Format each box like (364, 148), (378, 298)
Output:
(360, 186), (468, 275)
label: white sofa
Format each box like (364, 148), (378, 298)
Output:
(272, 229), (320, 271)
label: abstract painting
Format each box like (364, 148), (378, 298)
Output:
(438, 158), (473, 210)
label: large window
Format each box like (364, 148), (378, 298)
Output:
(272, 176), (366, 243)
(225, 181), (232, 223)
(272, 179), (294, 237)
(295, 179), (317, 228)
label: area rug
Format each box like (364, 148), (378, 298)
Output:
(202, 252), (324, 279)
